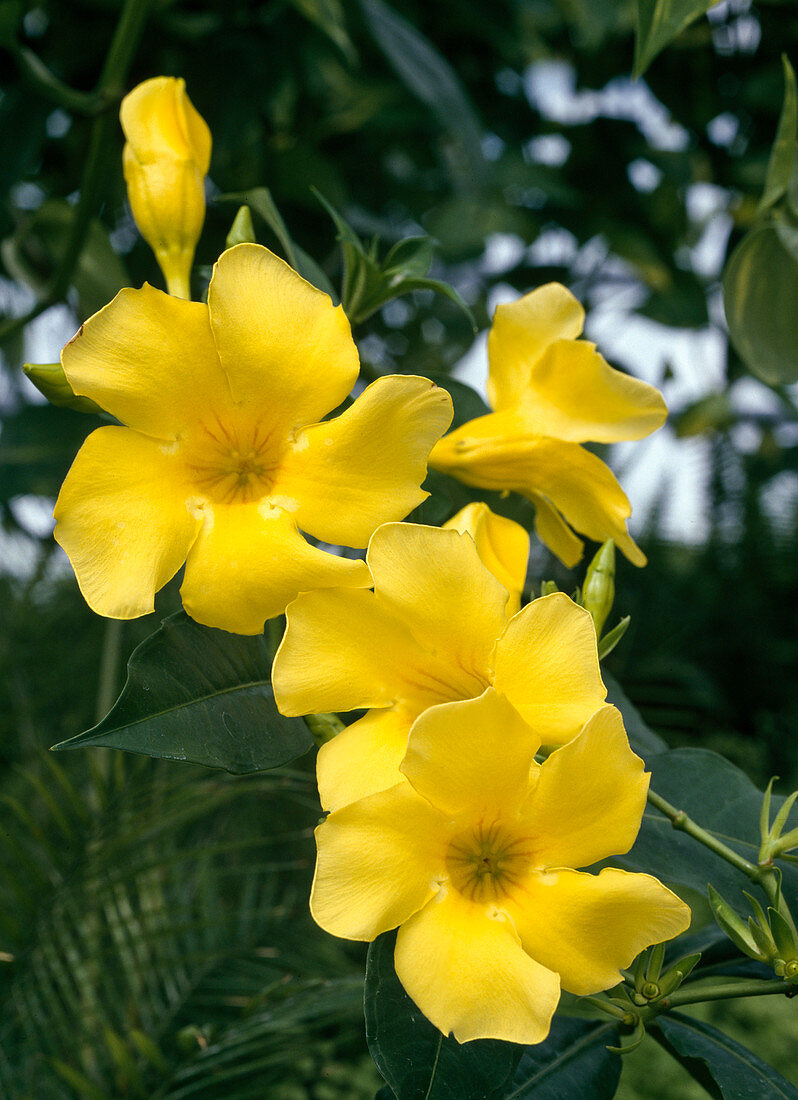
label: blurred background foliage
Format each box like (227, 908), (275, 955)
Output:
(1, 0), (798, 1094)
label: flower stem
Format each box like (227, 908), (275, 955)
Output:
(95, 618), (123, 723)
(646, 788), (760, 880)
(656, 978), (791, 1011)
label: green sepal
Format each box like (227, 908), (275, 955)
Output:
(225, 205), (257, 248)
(747, 916), (777, 960)
(598, 616), (631, 660)
(644, 942), (666, 985)
(743, 889), (772, 930)
(606, 1014), (645, 1056)
(657, 952), (702, 997)
(707, 884), (762, 958)
(760, 776), (777, 845)
(771, 789), (798, 840)
(23, 362), (104, 415)
(768, 907), (798, 961)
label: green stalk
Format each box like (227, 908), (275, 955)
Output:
(654, 978), (790, 1011)
(647, 789), (760, 880)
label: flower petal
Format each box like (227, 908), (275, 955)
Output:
(528, 491), (584, 569)
(493, 593), (606, 744)
(180, 503), (370, 634)
(120, 76), (211, 168)
(366, 523), (508, 685)
(310, 784), (445, 941)
(62, 285), (229, 440)
(507, 868), (691, 996)
(443, 502), (529, 614)
(273, 588), (426, 715)
(207, 244), (359, 429)
(395, 889), (560, 1044)
(517, 340), (668, 443)
(521, 706), (649, 868)
(430, 419), (645, 566)
(271, 376), (453, 547)
(317, 707), (414, 812)
(54, 426), (200, 618)
(487, 284), (584, 412)
(401, 690), (540, 819)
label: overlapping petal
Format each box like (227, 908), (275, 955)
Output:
(519, 706), (648, 869)
(317, 707), (416, 812)
(61, 285), (230, 440)
(207, 245), (359, 430)
(401, 690), (540, 819)
(395, 890), (560, 1044)
(493, 592), (606, 743)
(271, 377), (453, 547)
(54, 427), (201, 619)
(310, 784), (445, 941)
(120, 76), (211, 166)
(180, 503), (370, 634)
(443, 502), (529, 614)
(507, 869), (691, 996)
(527, 490), (585, 569)
(487, 284), (584, 412)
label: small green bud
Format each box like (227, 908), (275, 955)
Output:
(582, 539), (615, 637)
(708, 884), (765, 959)
(657, 951), (702, 997)
(641, 981), (660, 1000)
(23, 362), (103, 414)
(785, 959), (798, 982)
(226, 205), (257, 248)
(540, 580), (559, 597)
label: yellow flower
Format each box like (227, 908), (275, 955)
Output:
(428, 284), (668, 567)
(442, 501), (528, 615)
(121, 76), (211, 300)
(311, 691), (691, 1044)
(273, 521), (606, 809)
(53, 245), (453, 635)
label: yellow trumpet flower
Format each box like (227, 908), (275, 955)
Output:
(121, 76), (211, 299)
(429, 284), (667, 567)
(311, 692), (691, 1044)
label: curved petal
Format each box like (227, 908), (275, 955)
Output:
(273, 588), (427, 716)
(271, 376), (453, 547)
(401, 690), (540, 819)
(520, 706), (648, 868)
(443, 502), (529, 614)
(317, 707), (415, 812)
(487, 284), (584, 412)
(528, 491), (584, 569)
(120, 77), (211, 167)
(180, 503), (370, 634)
(493, 593), (606, 744)
(507, 868), (691, 996)
(395, 889), (560, 1044)
(54, 426), (200, 618)
(62, 285), (229, 440)
(366, 523), (507, 687)
(430, 421), (645, 566)
(207, 244), (359, 430)
(310, 784), (445, 941)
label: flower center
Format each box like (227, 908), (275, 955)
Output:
(185, 419), (280, 504)
(446, 820), (533, 904)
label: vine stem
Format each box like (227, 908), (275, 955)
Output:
(654, 979), (791, 1012)
(646, 788), (760, 880)
(0, 0), (154, 345)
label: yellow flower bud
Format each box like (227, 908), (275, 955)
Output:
(443, 502), (529, 614)
(120, 76), (211, 299)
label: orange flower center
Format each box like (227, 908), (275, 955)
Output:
(446, 819), (533, 904)
(185, 418), (281, 504)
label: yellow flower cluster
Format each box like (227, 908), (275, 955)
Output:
(52, 78), (689, 1047)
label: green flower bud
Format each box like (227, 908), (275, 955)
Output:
(582, 539), (615, 637)
(23, 362), (103, 414)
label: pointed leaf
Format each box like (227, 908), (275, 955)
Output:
(634, 0), (716, 78)
(654, 1013), (798, 1099)
(508, 1017), (622, 1098)
(364, 930), (522, 1100)
(758, 57), (798, 216)
(51, 612), (312, 774)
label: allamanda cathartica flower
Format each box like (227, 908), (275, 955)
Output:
(273, 520), (606, 809)
(54, 244), (453, 635)
(311, 690), (691, 1044)
(428, 283), (667, 567)
(121, 76), (211, 300)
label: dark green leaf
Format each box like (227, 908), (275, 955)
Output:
(507, 1017), (622, 1099)
(51, 612), (312, 774)
(359, 0), (486, 189)
(723, 225), (798, 385)
(654, 1013), (798, 1099)
(758, 56), (798, 216)
(604, 672), (668, 759)
(383, 236), (434, 277)
(365, 930), (522, 1100)
(634, 0), (715, 78)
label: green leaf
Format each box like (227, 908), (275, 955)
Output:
(364, 930), (522, 1099)
(633, 0), (716, 78)
(603, 672), (668, 759)
(215, 188), (336, 298)
(723, 225), (798, 385)
(618, 748), (798, 911)
(51, 612), (312, 774)
(654, 1013), (798, 1099)
(758, 56), (798, 216)
(507, 1017), (622, 1098)
(420, 372), (491, 430)
(359, 0), (486, 190)
(286, 0), (356, 62)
